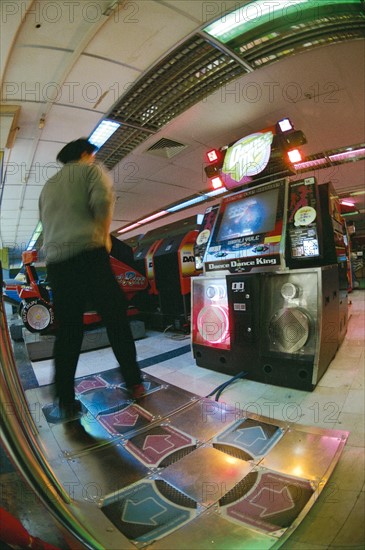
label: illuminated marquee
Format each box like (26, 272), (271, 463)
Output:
(222, 131), (273, 187)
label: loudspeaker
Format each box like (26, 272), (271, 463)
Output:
(192, 277), (234, 373)
(258, 265), (339, 390)
(193, 266), (340, 391)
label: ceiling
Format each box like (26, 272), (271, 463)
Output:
(1, 0), (364, 265)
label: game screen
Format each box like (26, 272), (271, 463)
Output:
(216, 188), (279, 242)
(203, 178), (288, 274)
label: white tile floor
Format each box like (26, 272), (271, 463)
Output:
(28, 290), (365, 548)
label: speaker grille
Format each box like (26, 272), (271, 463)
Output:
(269, 308), (310, 352)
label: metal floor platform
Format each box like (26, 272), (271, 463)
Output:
(25, 369), (348, 549)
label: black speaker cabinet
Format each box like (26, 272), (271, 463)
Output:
(193, 266), (340, 391)
(226, 272), (261, 372)
(257, 265), (339, 390)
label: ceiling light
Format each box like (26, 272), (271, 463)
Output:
(89, 120), (120, 148)
(167, 195), (208, 213)
(340, 200), (355, 207)
(206, 188), (226, 197)
(288, 149), (302, 163)
(117, 211), (168, 234)
(204, 0), (310, 43)
(277, 118), (293, 132)
(341, 210), (359, 217)
(26, 221), (42, 251)
(211, 176), (224, 189)
(329, 148), (365, 162)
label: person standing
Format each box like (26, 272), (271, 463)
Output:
(39, 138), (145, 419)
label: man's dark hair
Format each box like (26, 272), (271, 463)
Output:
(56, 138), (98, 164)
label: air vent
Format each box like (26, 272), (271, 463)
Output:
(146, 138), (188, 159)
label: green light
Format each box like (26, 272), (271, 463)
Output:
(204, 0), (362, 43)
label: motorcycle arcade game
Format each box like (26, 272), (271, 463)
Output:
(17, 235), (149, 336)
(192, 176), (347, 391)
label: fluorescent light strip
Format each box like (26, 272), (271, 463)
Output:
(89, 120), (120, 148)
(167, 188), (228, 213)
(117, 210), (168, 234)
(206, 187), (226, 197)
(167, 195), (209, 212)
(119, 189), (227, 233)
(329, 148), (365, 162)
(295, 145), (365, 170)
(26, 221), (42, 250)
(294, 157), (328, 170)
(204, 0), (310, 43)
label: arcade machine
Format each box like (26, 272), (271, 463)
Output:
(193, 204), (220, 271)
(286, 178), (349, 345)
(153, 228), (201, 331)
(192, 122), (346, 391)
(133, 237), (164, 316)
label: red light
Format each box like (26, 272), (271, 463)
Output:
(288, 149), (302, 163)
(340, 200), (355, 207)
(197, 305), (230, 345)
(211, 176), (223, 189)
(207, 149), (219, 163)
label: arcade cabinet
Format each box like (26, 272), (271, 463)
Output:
(192, 176), (347, 391)
(134, 238), (163, 315)
(153, 229), (200, 331)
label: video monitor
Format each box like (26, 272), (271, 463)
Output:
(216, 188), (279, 242)
(203, 178), (288, 274)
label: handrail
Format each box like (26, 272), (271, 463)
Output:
(0, 262), (103, 549)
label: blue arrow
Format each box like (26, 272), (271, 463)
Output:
(122, 497), (167, 526)
(233, 426), (268, 447)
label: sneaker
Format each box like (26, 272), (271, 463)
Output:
(129, 383), (146, 400)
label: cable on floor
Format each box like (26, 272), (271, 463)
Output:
(205, 371), (248, 401)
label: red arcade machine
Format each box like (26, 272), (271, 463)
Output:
(192, 122), (345, 391)
(18, 238), (148, 334)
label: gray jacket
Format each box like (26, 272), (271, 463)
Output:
(39, 161), (114, 264)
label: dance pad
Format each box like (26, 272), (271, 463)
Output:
(26, 370), (348, 549)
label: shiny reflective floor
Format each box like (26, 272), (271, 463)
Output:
(1, 290), (364, 549)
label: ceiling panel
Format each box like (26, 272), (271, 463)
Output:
(162, 0), (243, 22)
(23, 185), (42, 200)
(11, 0), (111, 49)
(1, 185), (22, 201)
(37, 105), (102, 143)
(84, 0), (200, 69)
(57, 55), (141, 112)
(3, 47), (73, 99)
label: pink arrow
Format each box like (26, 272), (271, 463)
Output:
(143, 435), (175, 454)
(249, 485), (295, 517)
(113, 409), (139, 427)
(76, 379), (105, 393)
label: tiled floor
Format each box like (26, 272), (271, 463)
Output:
(1, 290), (364, 549)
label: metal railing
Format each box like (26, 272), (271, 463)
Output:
(0, 262), (103, 549)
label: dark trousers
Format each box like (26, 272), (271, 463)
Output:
(47, 247), (142, 405)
